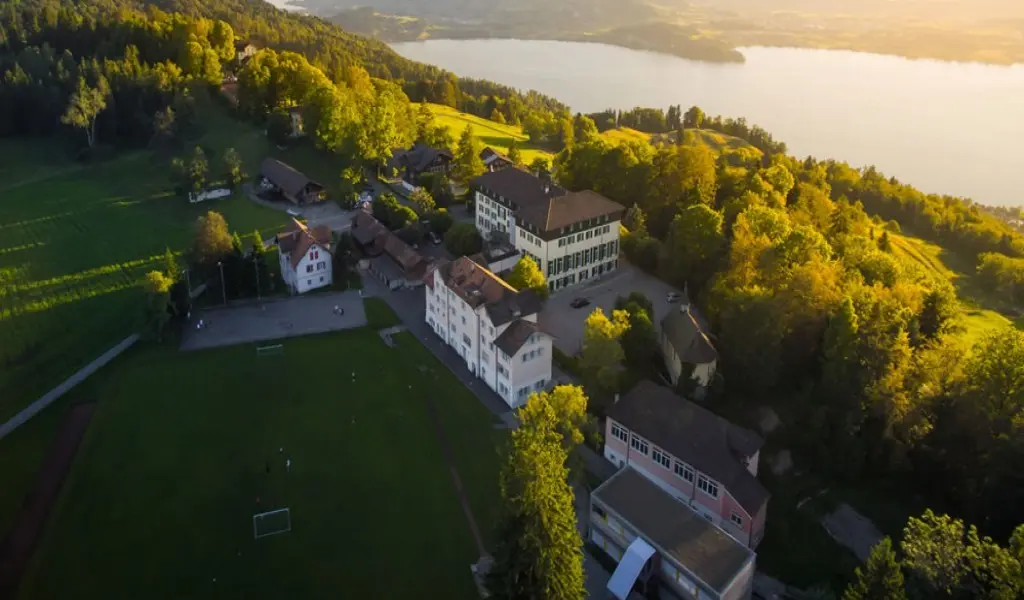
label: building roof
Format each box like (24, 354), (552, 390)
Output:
(260, 158), (323, 198)
(481, 147), (513, 167)
(472, 169), (624, 234)
(661, 306), (718, 365)
(494, 319), (541, 356)
(391, 143), (453, 173)
(593, 467), (755, 595)
(277, 218), (332, 269)
(351, 212), (431, 281)
(607, 381), (768, 515)
(438, 256), (545, 327)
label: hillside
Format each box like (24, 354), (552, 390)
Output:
(422, 103), (554, 166)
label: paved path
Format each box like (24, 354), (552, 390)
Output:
(0, 334), (138, 442)
(180, 291), (366, 351)
(0, 403), (95, 598)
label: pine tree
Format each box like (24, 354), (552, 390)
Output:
(843, 538), (907, 600)
(507, 141), (522, 166)
(453, 125), (485, 185)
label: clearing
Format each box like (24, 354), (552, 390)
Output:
(0, 110), (348, 423)
(889, 232), (1020, 346)
(423, 102), (554, 165)
(18, 328), (503, 600)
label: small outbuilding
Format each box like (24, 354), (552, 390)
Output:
(259, 158), (325, 205)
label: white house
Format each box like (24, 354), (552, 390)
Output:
(276, 218), (333, 294)
(425, 256), (553, 408)
(472, 168), (625, 294)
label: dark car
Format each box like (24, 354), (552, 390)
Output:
(570, 297), (590, 309)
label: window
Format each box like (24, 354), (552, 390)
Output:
(697, 475), (719, 499)
(537, 347), (545, 356)
(463, 334), (471, 346)
(306, 264), (313, 273)
(319, 276), (324, 282)
(730, 512), (744, 527)
(674, 461), (694, 482)
(497, 364), (508, 377)
(522, 353), (528, 363)
(611, 423), (629, 443)
(630, 434), (649, 456)
(461, 316), (467, 325)
(652, 448), (671, 469)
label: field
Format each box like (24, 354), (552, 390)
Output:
(0, 110), (350, 423)
(889, 232), (1019, 346)
(422, 103), (555, 165)
(19, 328), (503, 600)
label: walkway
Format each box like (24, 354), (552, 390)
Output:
(180, 291), (366, 352)
(0, 334), (138, 442)
(0, 403), (95, 598)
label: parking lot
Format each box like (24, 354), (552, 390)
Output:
(539, 265), (693, 355)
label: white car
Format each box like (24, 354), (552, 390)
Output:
(666, 292), (683, 303)
(286, 208), (301, 217)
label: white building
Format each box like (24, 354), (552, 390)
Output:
(276, 218), (333, 294)
(473, 169), (625, 294)
(425, 256), (553, 408)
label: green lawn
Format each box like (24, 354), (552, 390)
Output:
(889, 232), (1020, 347)
(422, 103), (555, 166)
(0, 110), (353, 423)
(20, 328), (503, 600)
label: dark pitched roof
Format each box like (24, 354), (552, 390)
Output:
(494, 319), (541, 356)
(392, 143), (453, 172)
(481, 146), (513, 166)
(607, 381), (768, 515)
(438, 257), (546, 327)
(276, 218), (331, 268)
(472, 169), (625, 234)
(661, 306), (718, 364)
(351, 212), (432, 281)
(593, 467), (755, 594)
(260, 158), (323, 198)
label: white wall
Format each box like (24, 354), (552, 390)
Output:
(289, 244), (332, 294)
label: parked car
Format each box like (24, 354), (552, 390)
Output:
(666, 292), (683, 303)
(428, 231), (441, 245)
(570, 297), (590, 309)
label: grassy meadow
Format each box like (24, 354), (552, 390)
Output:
(19, 329), (503, 600)
(889, 232), (1021, 347)
(0, 111), (351, 423)
(422, 102), (554, 165)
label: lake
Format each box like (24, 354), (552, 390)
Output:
(392, 39), (1024, 206)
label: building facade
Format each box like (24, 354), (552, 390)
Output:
(472, 169), (625, 293)
(661, 302), (718, 391)
(425, 257), (552, 408)
(603, 381), (769, 548)
(277, 219), (333, 294)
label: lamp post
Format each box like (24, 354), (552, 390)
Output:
(218, 261), (227, 305)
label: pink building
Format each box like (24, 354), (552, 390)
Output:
(603, 381), (769, 548)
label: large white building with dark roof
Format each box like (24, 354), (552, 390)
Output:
(472, 169), (625, 293)
(425, 256), (553, 408)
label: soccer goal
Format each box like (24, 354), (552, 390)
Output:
(256, 344), (284, 357)
(253, 508), (291, 539)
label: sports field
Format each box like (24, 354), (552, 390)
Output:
(0, 111), (346, 423)
(18, 328), (503, 600)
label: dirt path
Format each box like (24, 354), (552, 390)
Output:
(0, 403), (96, 599)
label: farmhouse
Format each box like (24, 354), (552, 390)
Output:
(661, 293), (718, 392)
(259, 158), (325, 205)
(389, 143), (453, 183)
(472, 168), (625, 293)
(425, 256), (552, 408)
(235, 41), (257, 63)
(351, 211), (432, 290)
(603, 380), (769, 549)
(276, 218), (333, 294)
(480, 147), (514, 172)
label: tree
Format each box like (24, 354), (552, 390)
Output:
(530, 156), (550, 177)
(416, 102), (434, 141)
(843, 538), (907, 600)
(623, 203), (647, 234)
(507, 141), (523, 166)
(488, 391), (585, 600)
(660, 205), (725, 288)
(453, 125), (485, 184)
(579, 308), (630, 396)
(506, 256), (549, 299)
(444, 222), (483, 256)
(151, 107), (177, 147)
(620, 304), (659, 372)
(223, 148), (244, 187)
(249, 230), (270, 296)
(683, 106), (705, 129)
(142, 270), (174, 341)
(266, 110), (293, 146)
(391, 205), (418, 230)
(162, 247), (179, 281)
(62, 76), (108, 149)
(373, 193), (401, 227)
(187, 146), (209, 194)
(490, 107), (506, 124)
(614, 292), (654, 319)
(193, 211), (232, 268)
(410, 188), (436, 215)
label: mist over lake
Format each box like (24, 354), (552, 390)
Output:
(392, 39), (1024, 206)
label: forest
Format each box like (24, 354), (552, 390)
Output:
(1, 0), (1022, 595)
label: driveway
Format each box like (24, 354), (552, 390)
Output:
(180, 291), (367, 351)
(539, 265), (690, 355)
(244, 183), (357, 233)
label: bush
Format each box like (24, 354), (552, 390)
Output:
(444, 222), (483, 256)
(553, 347), (581, 377)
